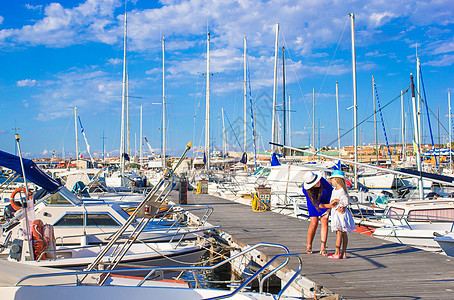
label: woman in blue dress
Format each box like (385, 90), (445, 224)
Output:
(302, 171), (333, 255)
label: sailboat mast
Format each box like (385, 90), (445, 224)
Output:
(282, 47), (286, 157)
(205, 31), (211, 170)
(373, 76), (378, 163)
(411, 74), (424, 199)
(243, 37), (247, 154)
(449, 91), (452, 170)
(120, 12), (127, 176)
(222, 108), (226, 157)
(74, 107), (78, 166)
(162, 36), (166, 168)
(127, 73), (130, 156)
(271, 23), (279, 151)
(401, 90), (405, 162)
(417, 56), (422, 146)
(288, 93), (292, 150)
(312, 88), (315, 150)
(140, 105), (143, 166)
(349, 13), (358, 189)
(336, 82), (341, 157)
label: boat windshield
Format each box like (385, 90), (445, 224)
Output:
(407, 208), (454, 222)
(386, 207), (404, 219)
(43, 187), (82, 206)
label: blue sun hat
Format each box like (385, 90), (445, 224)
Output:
(329, 170), (346, 179)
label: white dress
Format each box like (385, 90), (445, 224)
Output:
(330, 188), (356, 233)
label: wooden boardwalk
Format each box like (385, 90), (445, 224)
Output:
(171, 192), (454, 299)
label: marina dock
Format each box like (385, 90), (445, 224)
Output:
(172, 192), (454, 299)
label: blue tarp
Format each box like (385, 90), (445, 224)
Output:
(0, 150), (62, 193)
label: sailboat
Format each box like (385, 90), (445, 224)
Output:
(105, 13), (145, 189)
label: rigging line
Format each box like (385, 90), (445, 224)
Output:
(315, 18), (349, 103)
(373, 79), (392, 162)
(417, 88), (450, 135)
(280, 29), (312, 122)
(250, 45), (275, 109)
(419, 65), (437, 166)
(59, 115), (73, 154)
(323, 87), (409, 149)
(248, 61), (258, 169)
(224, 112), (243, 150)
(406, 92), (414, 141)
(192, 73), (204, 157)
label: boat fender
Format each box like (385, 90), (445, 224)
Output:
(43, 224), (56, 260)
(31, 219), (47, 260)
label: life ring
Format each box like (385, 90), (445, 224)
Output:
(10, 187), (32, 211)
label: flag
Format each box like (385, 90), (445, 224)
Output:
(413, 140), (419, 154)
(203, 152), (206, 165)
(78, 115), (94, 165)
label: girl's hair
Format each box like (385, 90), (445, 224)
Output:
(332, 177), (349, 197)
(307, 183), (323, 211)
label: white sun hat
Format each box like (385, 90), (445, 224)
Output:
(303, 171), (322, 190)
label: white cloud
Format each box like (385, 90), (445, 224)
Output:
(0, 0), (452, 62)
(32, 67), (120, 121)
(0, 0), (122, 47)
(107, 58), (121, 65)
(425, 54), (454, 67)
(17, 79), (37, 87)
(368, 12), (396, 27)
(293, 131), (308, 136)
(25, 4), (43, 11)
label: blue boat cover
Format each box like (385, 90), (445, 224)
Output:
(0, 150), (62, 193)
(271, 152), (281, 166)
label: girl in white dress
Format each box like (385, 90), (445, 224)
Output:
(319, 170), (356, 259)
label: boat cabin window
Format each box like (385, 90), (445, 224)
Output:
(43, 192), (72, 205)
(261, 168), (271, 176)
(387, 207), (404, 219)
(86, 213), (120, 227)
(407, 208), (454, 222)
(54, 213), (84, 226)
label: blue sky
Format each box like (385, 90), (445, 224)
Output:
(0, 0), (453, 158)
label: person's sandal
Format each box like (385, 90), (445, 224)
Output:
(305, 247), (313, 254)
(320, 241), (328, 256)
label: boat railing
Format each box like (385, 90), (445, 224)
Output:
(386, 210), (413, 229)
(0, 173), (21, 194)
(349, 201), (384, 221)
(52, 225), (218, 246)
(14, 243), (302, 300)
(103, 204), (214, 243)
(0, 197), (48, 232)
(35, 225), (218, 262)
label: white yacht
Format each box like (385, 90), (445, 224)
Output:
(371, 199), (454, 250)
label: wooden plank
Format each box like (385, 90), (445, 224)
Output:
(173, 192), (454, 299)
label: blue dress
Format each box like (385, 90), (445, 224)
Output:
(302, 177), (333, 218)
